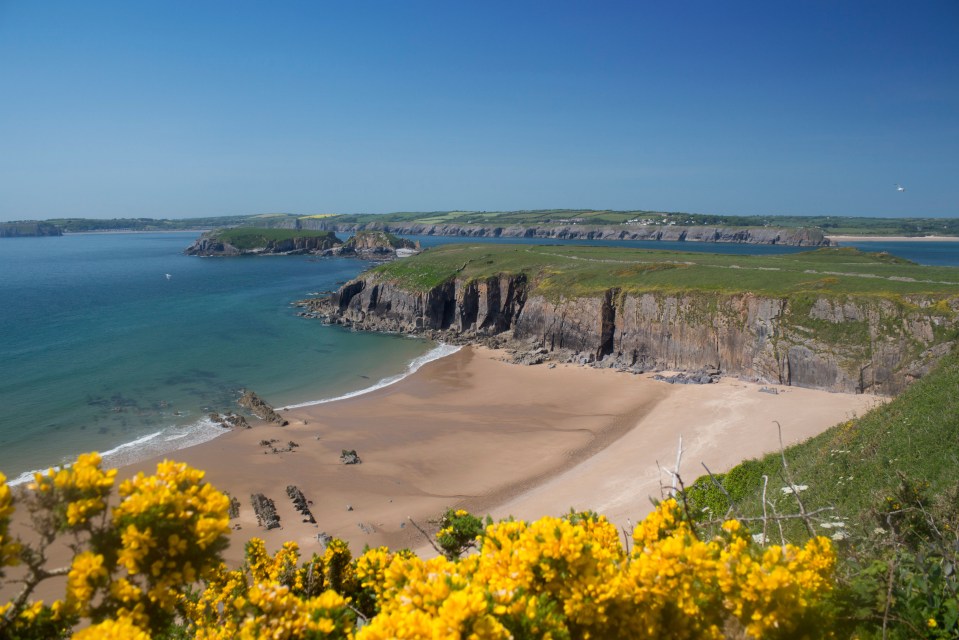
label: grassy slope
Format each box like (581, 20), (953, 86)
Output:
(685, 346), (959, 539)
(212, 227), (337, 250)
(371, 243), (959, 299)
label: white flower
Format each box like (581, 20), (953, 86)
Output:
(781, 484), (808, 495)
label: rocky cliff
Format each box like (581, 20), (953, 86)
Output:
(296, 219), (829, 246)
(331, 231), (420, 260)
(184, 231), (342, 256)
(304, 274), (958, 395)
(0, 222), (63, 237)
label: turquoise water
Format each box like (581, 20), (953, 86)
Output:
(0, 233), (441, 481)
(0, 232), (954, 482)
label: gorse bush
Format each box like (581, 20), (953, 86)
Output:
(5, 452), (958, 638)
(0, 454), (838, 639)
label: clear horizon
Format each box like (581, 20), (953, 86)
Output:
(1, 1), (957, 222)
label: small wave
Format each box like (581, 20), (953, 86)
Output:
(280, 342), (461, 409)
(100, 418), (227, 470)
(7, 420), (229, 487)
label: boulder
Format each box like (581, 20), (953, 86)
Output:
(340, 449), (362, 465)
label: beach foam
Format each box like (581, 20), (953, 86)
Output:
(7, 421), (227, 486)
(280, 342), (462, 409)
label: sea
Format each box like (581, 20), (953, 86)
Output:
(0, 231), (955, 483)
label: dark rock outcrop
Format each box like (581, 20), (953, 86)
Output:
(340, 449), (362, 465)
(305, 273), (958, 395)
(250, 493), (280, 530)
(653, 369), (722, 385)
(208, 412), (251, 429)
(287, 485), (316, 524)
(332, 230), (420, 260)
(238, 391), (288, 426)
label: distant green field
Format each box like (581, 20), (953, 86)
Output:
(370, 243), (959, 298)
(19, 209), (959, 237)
(318, 210), (959, 236)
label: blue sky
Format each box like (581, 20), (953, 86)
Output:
(1, 1), (957, 220)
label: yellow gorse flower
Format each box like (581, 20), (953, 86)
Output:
(1, 454), (838, 639)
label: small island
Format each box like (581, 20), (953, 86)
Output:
(183, 228), (419, 259)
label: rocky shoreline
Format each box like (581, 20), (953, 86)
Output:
(296, 220), (831, 246)
(295, 272), (956, 396)
(184, 229), (419, 259)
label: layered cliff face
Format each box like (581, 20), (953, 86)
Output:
(297, 219), (829, 247)
(309, 274), (958, 395)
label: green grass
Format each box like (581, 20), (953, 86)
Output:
(343, 230), (410, 248)
(370, 243), (959, 298)
(684, 346), (959, 538)
(211, 227), (338, 250)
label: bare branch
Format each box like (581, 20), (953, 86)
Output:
(761, 475), (769, 548)
(701, 462), (737, 520)
(699, 506), (836, 528)
(407, 516), (444, 557)
(671, 435), (684, 496)
(775, 421), (817, 538)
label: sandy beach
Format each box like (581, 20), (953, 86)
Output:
(114, 345), (881, 564)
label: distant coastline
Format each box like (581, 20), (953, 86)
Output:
(828, 234), (959, 243)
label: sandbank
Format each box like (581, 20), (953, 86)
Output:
(119, 346), (880, 564)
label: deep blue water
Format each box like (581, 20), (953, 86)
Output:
(0, 231), (954, 481)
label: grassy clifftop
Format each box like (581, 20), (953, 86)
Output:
(371, 243), (959, 298)
(206, 227), (338, 250)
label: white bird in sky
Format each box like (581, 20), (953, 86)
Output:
(165, 273), (172, 280)
(895, 183), (906, 192)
